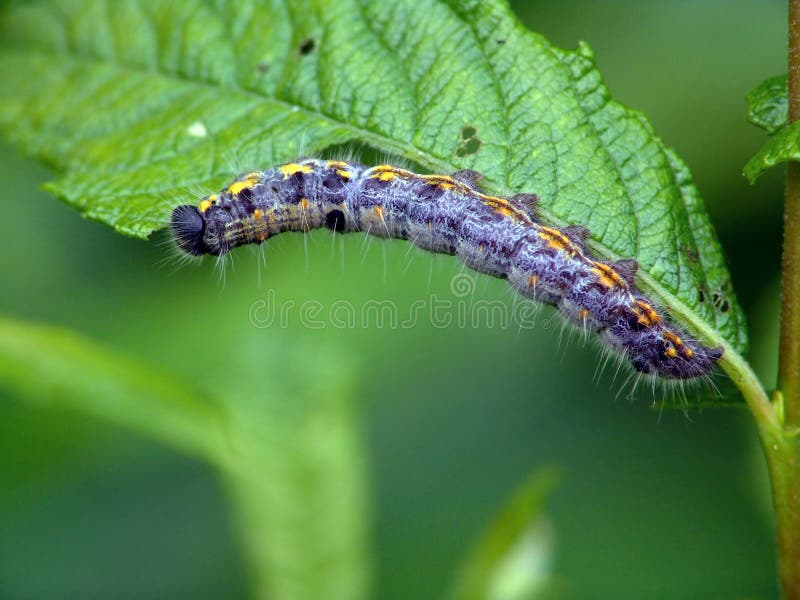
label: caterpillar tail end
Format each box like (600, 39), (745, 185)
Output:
(634, 342), (724, 380)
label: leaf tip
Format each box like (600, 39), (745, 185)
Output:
(575, 40), (595, 60)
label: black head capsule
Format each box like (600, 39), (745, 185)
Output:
(171, 205), (207, 256)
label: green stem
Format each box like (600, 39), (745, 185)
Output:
(730, 358), (799, 599)
(761, 410), (800, 599)
(757, 2), (800, 597)
(784, 0), (800, 427)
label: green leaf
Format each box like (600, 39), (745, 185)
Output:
(0, 0), (746, 355)
(745, 120), (800, 183)
(742, 74), (800, 183)
(448, 468), (558, 600)
(746, 74), (788, 134)
(0, 317), (371, 600)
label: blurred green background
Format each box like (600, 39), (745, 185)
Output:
(0, 0), (787, 598)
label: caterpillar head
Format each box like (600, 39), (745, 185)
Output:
(171, 204), (209, 256)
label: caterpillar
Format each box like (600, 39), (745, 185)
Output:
(170, 158), (723, 380)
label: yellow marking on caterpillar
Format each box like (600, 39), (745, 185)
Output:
(198, 199), (212, 213)
(539, 230), (566, 252)
(637, 301), (661, 324)
(300, 198), (309, 210)
(591, 262), (626, 288)
(326, 160), (349, 169)
(495, 205), (514, 217)
(591, 267), (616, 288)
(228, 181), (250, 195)
(253, 209), (265, 220)
(336, 169), (351, 178)
(662, 330), (682, 346)
(374, 206), (384, 218)
(420, 175), (459, 190)
(684, 347), (694, 358)
(630, 300), (660, 326)
(540, 227), (572, 245)
(480, 195), (527, 222)
(227, 173), (261, 195)
(539, 226), (578, 255)
(280, 163), (314, 178)
(209, 194), (218, 201)
(666, 346), (678, 358)
(369, 165), (413, 181)
(421, 174), (454, 183)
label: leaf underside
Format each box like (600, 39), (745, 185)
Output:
(746, 74), (788, 134)
(0, 0), (746, 354)
(743, 74), (800, 183)
(745, 120), (800, 183)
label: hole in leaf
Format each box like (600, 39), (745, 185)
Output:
(461, 125), (477, 140)
(710, 290), (730, 312)
(299, 38), (316, 55)
(456, 136), (482, 157)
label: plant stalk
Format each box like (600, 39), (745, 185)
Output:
(784, 0), (800, 427)
(762, 416), (800, 599)
(761, 2), (800, 597)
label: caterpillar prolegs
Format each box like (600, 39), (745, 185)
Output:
(170, 158), (723, 380)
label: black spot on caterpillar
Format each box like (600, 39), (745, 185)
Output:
(170, 158), (723, 380)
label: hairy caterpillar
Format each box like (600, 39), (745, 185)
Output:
(170, 158), (722, 380)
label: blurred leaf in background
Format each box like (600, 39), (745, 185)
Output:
(449, 468), (559, 600)
(0, 318), (371, 599)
